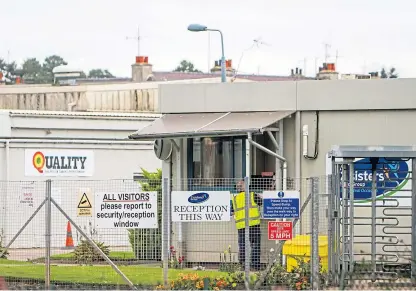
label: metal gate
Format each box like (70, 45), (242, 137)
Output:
(328, 146), (416, 289)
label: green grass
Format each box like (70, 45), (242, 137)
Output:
(0, 259), (226, 286)
(0, 259), (32, 265)
(50, 251), (135, 260)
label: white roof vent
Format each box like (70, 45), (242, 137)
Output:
(52, 65), (83, 74)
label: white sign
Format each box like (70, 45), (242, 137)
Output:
(20, 184), (34, 207)
(171, 191), (230, 222)
(25, 149), (94, 177)
(94, 192), (158, 229)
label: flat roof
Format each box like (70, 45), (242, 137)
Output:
(157, 78), (416, 113)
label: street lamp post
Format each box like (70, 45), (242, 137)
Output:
(187, 24), (226, 83)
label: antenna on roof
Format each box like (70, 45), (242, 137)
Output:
(253, 37), (271, 47)
(323, 42), (331, 63)
(335, 49), (344, 70)
(232, 36), (270, 81)
(126, 26), (147, 57)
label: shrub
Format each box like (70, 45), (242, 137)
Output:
(128, 168), (162, 260)
(260, 255), (327, 290)
(264, 261), (288, 287)
(169, 246), (184, 269)
(155, 273), (242, 290)
(74, 239), (110, 265)
(218, 245), (240, 273)
(284, 255), (327, 290)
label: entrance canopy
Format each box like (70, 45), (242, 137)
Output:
(128, 111), (294, 140)
(329, 145), (416, 158)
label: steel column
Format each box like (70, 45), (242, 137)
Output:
(411, 158), (416, 284)
(311, 177), (320, 290)
(45, 179), (52, 289)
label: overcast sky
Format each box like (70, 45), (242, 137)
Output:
(2, 0), (415, 78)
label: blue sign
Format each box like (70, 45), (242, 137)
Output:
(262, 191), (300, 219)
(339, 158), (410, 200)
(188, 192), (210, 204)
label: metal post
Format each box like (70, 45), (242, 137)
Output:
(162, 178), (170, 288)
(370, 158), (378, 281)
(45, 179), (52, 289)
(341, 165), (348, 282)
(411, 158), (416, 285)
(311, 177), (320, 290)
(327, 173), (334, 281)
(244, 176), (250, 290)
(334, 163), (341, 285)
(348, 161), (355, 273)
(218, 30), (226, 83)
(50, 198), (137, 290)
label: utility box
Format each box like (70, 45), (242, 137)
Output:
(282, 235), (328, 272)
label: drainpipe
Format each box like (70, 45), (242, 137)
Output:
(279, 120), (286, 191)
(295, 111), (301, 235)
(295, 111), (301, 188)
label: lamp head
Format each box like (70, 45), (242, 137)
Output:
(187, 24), (207, 32)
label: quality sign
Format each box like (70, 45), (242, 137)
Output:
(25, 149), (94, 177)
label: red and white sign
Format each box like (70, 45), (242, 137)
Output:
(268, 221), (293, 240)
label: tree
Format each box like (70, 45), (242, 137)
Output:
(128, 168), (162, 260)
(173, 60), (201, 73)
(88, 69), (114, 78)
(42, 55), (68, 73)
(42, 55), (68, 83)
(21, 58), (43, 81)
(0, 59), (19, 84)
(380, 67), (398, 79)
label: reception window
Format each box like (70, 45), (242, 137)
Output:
(188, 137), (246, 190)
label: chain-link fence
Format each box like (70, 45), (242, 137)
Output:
(0, 179), (162, 290)
(0, 176), (332, 290)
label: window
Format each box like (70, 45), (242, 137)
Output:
(188, 137), (246, 188)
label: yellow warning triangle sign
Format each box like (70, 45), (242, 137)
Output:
(78, 193), (92, 208)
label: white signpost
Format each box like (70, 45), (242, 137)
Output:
(171, 191), (230, 222)
(94, 192), (158, 229)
